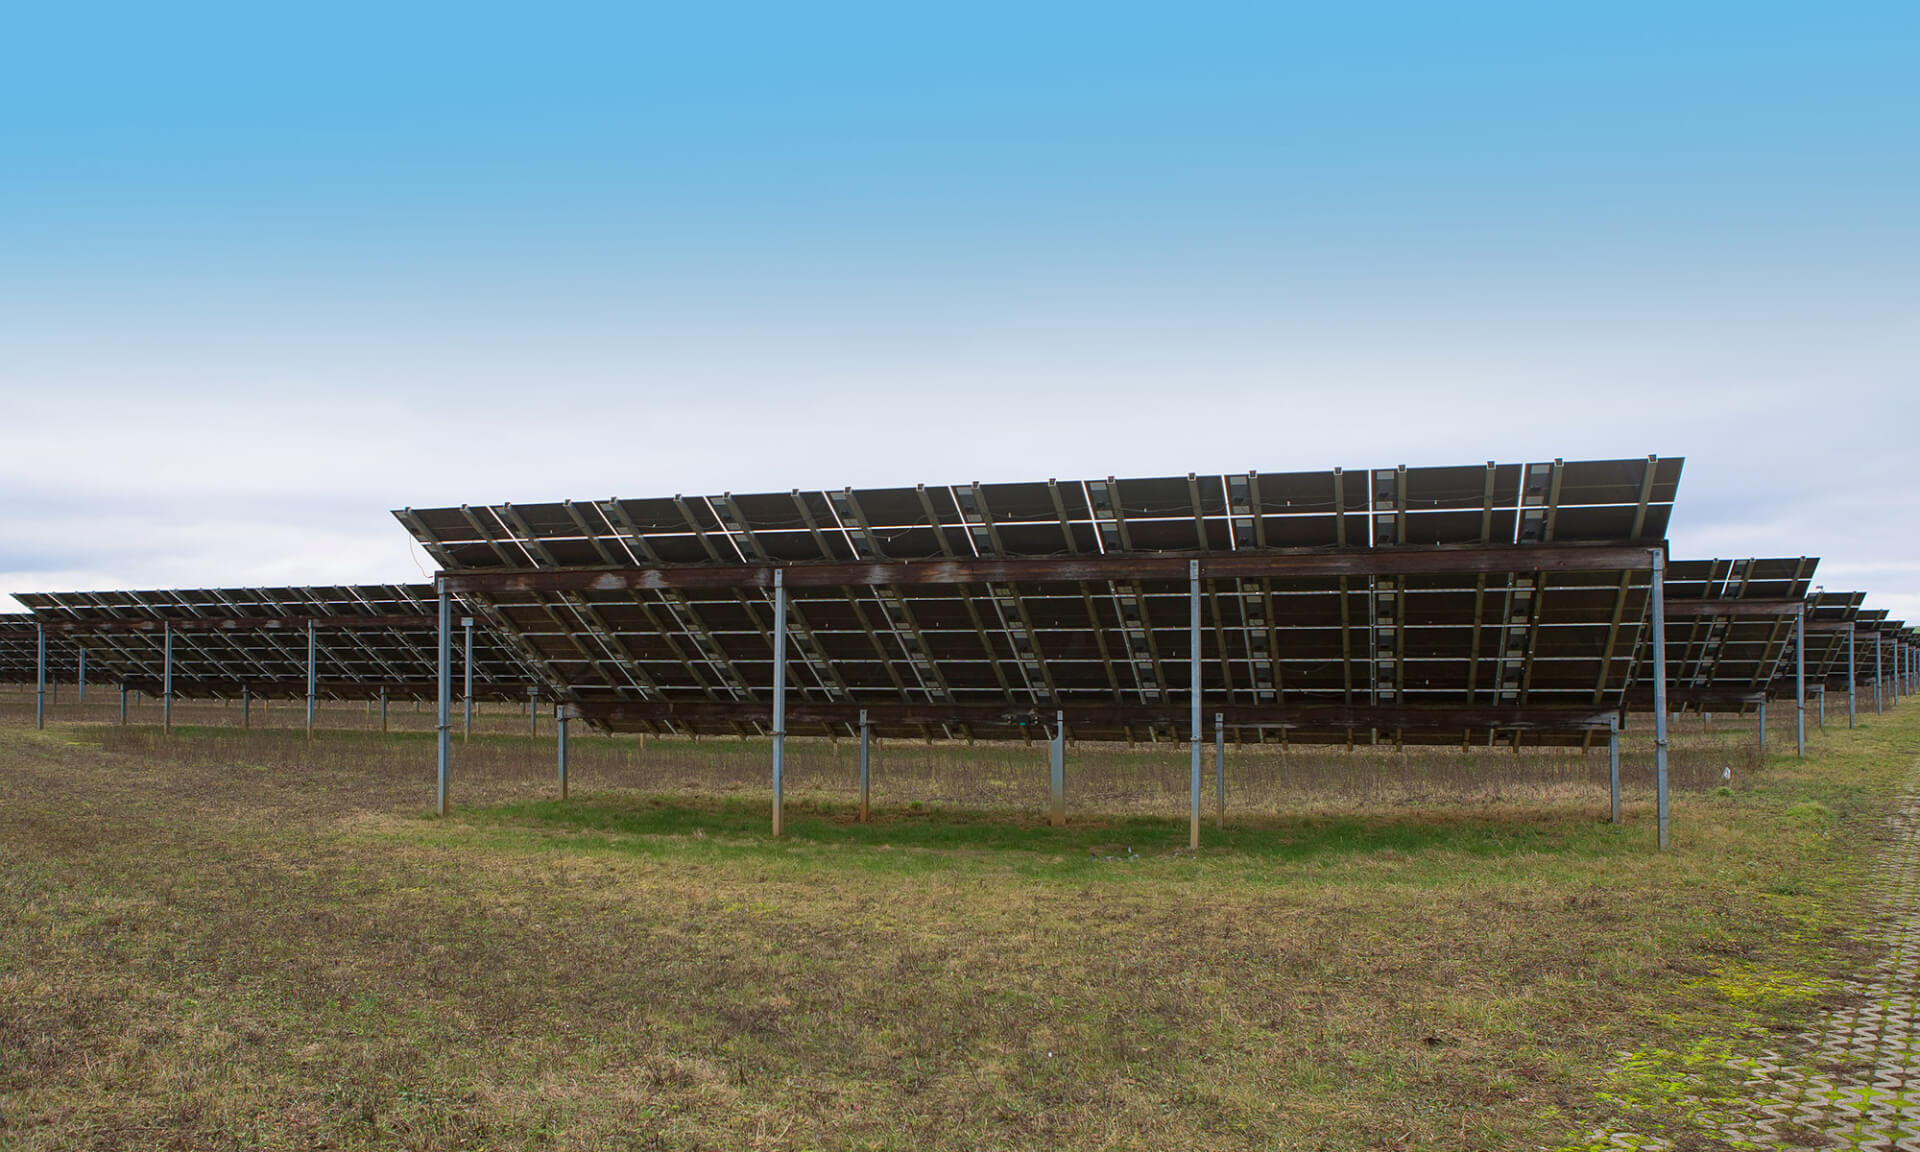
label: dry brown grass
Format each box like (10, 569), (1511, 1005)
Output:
(0, 698), (1911, 1150)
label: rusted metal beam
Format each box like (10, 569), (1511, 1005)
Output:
(440, 542), (1657, 595)
(112, 676), (521, 700)
(1661, 598), (1807, 619)
(560, 698), (1619, 733)
(35, 613), (445, 634)
(1624, 685), (1769, 709)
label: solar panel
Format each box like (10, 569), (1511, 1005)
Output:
(1802, 591), (1867, 689)
(15, 586), (539, 701)
(0, 615), (85, 683)
(399, 457), (1680, 746)
(1645, 558), (1817, 712)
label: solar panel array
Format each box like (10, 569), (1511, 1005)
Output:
(1804, 591), (1869, 689)
(15, 586), (539, 702)
(0, 615), (85, 684)
(397, 457), (1680, 744)
(1647, 558), (1818, 712)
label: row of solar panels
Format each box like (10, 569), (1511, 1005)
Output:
(1, 586), (539, 702)
(5, 457), (1914, 745)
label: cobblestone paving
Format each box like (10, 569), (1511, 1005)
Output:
(1586, 785), (1920, 1150)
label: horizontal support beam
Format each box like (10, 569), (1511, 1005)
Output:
(34, 613), (442, 635)
(562, 698), (1620, 733)
(115, 676), (538, 701)
(1624, 685), (1769, 709)
(442, 542), (1659, 595)
(1662, 598), (1804, 619)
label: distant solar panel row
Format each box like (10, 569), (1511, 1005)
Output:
(1645, 557), (1819, 712)
(14, 586), (538, 702)
(0, 615), (85, 683)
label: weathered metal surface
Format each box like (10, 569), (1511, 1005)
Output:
(440, 542), (1660, 596)
(567, 698), (1619, 732)
(32, 613), (446, 634)
(1662, 598), (1807, 619)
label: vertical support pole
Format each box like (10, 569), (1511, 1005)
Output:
(529, 685), (538, 735)
(1214, 712), (1226, 828)
(1876, 636), (1884, 715)
(163, 622), (173, 734)
(34, 623), (46, 730)
(1795, 604), (1806, 758)
(1757, 700), (1766, 756)
(1607, 713), (1621, 824)
(77, 646), (86, 706)
(557, 709), (569, 800)
(462, 616), (474, 743)
(1817, 684), (1825, 729)
(119, 682), (127, 726)
(1849, 625), (1857, 728)
(242, 684), (251, 729)
(1189, 559), (1203, 852)
(305, 621), (316, 741)
(1650, 548), (1669, 851)
(380, 687), (388, 733)
(858, 708), (871, 823)
(1048, 710), (1065, 827)
(771, 568), (787, 838)
(436, 578), (452, 817)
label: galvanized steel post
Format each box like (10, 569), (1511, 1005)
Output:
(1794, 604), (1806, 757)
(76, 646), (85, 706)
(1848, 626), (1857, 728)
(1756, 700), (1766, 756)
(462, 616), (474, 742)
(119, 682), (127, 725)
(34, 622), (45, 730)
(1048, 710), (1065, 827)
(436, 578), (452, 817)
(379, 687), (388, 733)
(771, 568), (787, 838)
(242, 684), (250, 729)
(1651, 548), (1670, 850)
(1189, 559), (1202, 851)
(1607, 713), (1621, 824)
(163, 622), (173, 734)
(1817, 684), (1825, 729)
(305, 621), (317, 740)
(1214, 712), (1226, 828)
(528, 685), (538, 735)
(1876, 636), (1884, 714)
(858, 708), (871, 823)
(557, 709), (569, 800)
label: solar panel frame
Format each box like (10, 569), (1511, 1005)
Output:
(401, 457), (1680, 745)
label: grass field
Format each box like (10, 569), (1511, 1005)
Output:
(1, 700), (1913, 1150)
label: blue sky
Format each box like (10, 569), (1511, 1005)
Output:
(2, 3), (1916, 614)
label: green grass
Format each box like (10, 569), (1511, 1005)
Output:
(483, 791), (1625, 863)
(0, 702), (1914, 1150)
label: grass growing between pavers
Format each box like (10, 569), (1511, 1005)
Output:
(0, 706), (1914, 1151)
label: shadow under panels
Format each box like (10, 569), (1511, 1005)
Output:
(15, 585), (538, 703)
(398, 457), (1679, 746)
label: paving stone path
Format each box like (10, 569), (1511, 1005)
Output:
(1587, 782), (1920, 1150)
